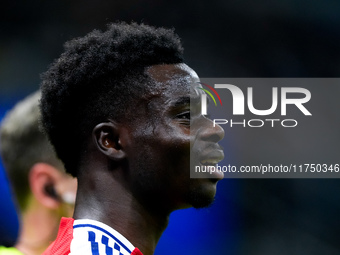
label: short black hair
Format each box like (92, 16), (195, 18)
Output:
(40, 22), (184, 176)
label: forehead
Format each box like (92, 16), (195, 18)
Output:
(145, 64), (201, 105)
(127, 64), (201, 128)
(147, 63), (199, 83)
(143, 64), (204, 110)
(146, 63), (199, 94)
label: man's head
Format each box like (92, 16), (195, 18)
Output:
(40, 22), (184, 176)
(0, 91), (76, 214)
(40, 23), (224, 213)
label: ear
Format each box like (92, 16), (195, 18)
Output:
(92, 122), (126, 160)
(29, 163), (62, 209)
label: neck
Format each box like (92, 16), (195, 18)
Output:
(73, 168), (170, 255)
(15, 198), (60, 255)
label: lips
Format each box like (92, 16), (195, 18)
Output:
(199, 150), (224, 166)
(200, 158), (222, 166)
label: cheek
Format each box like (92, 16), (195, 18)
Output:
(135, 119), (190, 152)
(128, 118), (192, 176)
(158, 127), (191, 164)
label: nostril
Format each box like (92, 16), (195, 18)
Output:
(205, 133), (224, 143)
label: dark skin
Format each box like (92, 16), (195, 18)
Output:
(73, 63), (224, 255)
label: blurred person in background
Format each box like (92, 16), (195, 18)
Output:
(0, 91), (77, 255)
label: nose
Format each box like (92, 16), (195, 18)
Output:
(200, 117), (225, 143)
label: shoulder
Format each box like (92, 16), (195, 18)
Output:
(42, 218), (74, 255)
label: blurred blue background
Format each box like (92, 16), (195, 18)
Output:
(1, 0), (340, 254)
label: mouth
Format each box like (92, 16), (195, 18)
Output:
(200, 158), (222, 166)
(198, 150), (225, 179)
(200, 149), (224, 165)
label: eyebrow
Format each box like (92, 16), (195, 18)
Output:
(172, 96), (200, 107)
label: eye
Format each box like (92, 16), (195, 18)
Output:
(176, 111), (190, 120)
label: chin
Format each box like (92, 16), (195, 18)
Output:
(191, 197), (215, 209)
(186, 180), (218, 209)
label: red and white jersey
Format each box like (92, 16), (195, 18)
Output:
(43, 218), (143, 255)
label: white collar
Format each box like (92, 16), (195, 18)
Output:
(70, 219), (135, 255)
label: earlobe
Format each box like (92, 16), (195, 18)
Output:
(93, 122), (126, 160)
